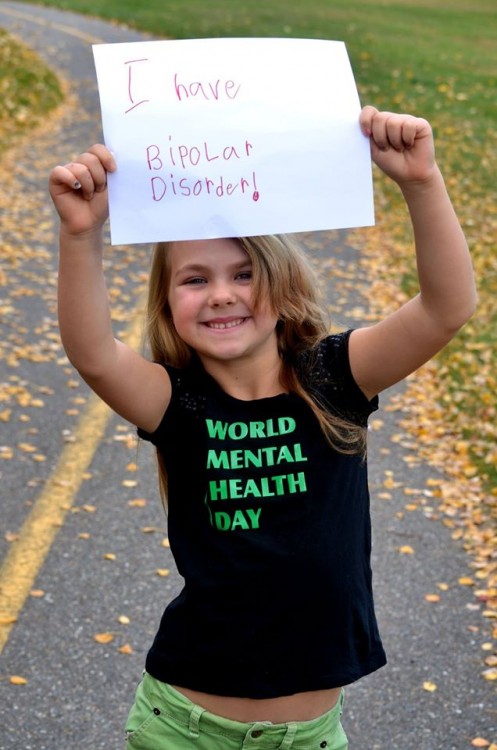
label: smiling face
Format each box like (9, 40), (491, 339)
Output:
(167, 238), (280, 371)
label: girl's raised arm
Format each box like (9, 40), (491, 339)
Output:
(50, 145), (170, 431)
(349, 107), (477, 400)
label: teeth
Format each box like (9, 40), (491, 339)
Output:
(207, 318), (244, 329)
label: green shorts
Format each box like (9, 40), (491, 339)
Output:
(124, 673), (348, 750)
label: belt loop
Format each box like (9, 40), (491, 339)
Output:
(188, 703), (205, 739)
(279, 721), (298, 750)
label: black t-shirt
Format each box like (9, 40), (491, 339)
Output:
(138, 331), (387, 698)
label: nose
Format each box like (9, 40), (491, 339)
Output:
(208, 281), (236, 307)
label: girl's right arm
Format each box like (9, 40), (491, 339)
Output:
(49, 144), (171, 432)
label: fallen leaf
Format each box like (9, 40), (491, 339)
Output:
(9, 675), (27, 685)
(399, 545), (415, 555)
(118, 643), (133, 655)
(156, 568), (170, 577)
(0, 616), (17, 625)
(422, 681), (437, 692)
(471, 739), (490, 748)
(425, 594), (441, 603)
(93, 632), (115, 644)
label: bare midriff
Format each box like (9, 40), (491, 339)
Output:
(171, 685), (343, 723)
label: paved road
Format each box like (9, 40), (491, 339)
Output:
(0, 3), (495, 748)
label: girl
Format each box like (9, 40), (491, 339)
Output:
(49, 106), (476, 749)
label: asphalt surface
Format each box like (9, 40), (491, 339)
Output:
(0, 3), (495, 748)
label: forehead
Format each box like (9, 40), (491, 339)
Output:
(169, 238), (249, 273)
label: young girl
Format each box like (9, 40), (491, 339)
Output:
(49, 106), (476, 750)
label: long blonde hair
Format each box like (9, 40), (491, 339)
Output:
(146, 235), (366, 504)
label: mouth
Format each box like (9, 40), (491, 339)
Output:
(204, 317), (247, 330)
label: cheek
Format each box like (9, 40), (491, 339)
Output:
(168, 290), (196, 330)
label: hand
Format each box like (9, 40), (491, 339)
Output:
(48, 144), (116, 236)
(360, 106), (436, 188)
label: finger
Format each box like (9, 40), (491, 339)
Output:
(49, 164), (85, 192)
(384, 114), (411, 152)
(359, 105), (379, 137)
(62, 161), (99, 200)
(88, 144), (117, 175)
(76, 150), (111, 192)
(369, 111), (394, 151)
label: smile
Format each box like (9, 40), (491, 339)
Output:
(205, 318), (246, 330)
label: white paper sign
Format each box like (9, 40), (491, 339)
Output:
(92, 38), (374, 245)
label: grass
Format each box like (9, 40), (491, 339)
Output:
(0, 28), (63, 149)
(2, 0), (497, 490)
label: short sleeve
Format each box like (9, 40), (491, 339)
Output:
(137, 362), (207, 445)
(297, 330), (378, 426)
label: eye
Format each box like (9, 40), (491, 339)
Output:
(235, 270), (252, 281)
(184, 276), (207, 285)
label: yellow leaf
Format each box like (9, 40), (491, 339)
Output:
(370, 419), (384, 431)
(128, 498), (147, 507)
(10, 675), (28, 685)
(425, 594), (440, 603)
(161, 538), (170, 548)
(458, 577), (475, 586)
(156, 568), (170, 577)
(118, 643), (133, 655)
(471, 739), (490, 748)
(30, 589), (45, 598)
(399, 545), (415, 555)
(103, 553), (116, 561)
(423, 681), (437, 692)
(118, 615), (130, 625)
(482, 668), (497, 681)
(93, 632), (115, 644)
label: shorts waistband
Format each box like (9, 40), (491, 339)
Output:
(141, 672), (344, 749)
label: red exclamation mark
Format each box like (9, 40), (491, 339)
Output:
(252, 171), (259, 202)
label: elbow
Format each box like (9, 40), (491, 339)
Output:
(457, 287), (478, 328)
(441, 292), (478, 338)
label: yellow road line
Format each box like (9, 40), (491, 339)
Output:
(0, 4), (105, 44)
(0, 307), (146, 654)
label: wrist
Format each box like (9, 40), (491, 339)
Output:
(398, 164), (445, 201)
(59, 224), (104, 248)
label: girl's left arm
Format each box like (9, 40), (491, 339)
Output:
(349, 106), (477, 400)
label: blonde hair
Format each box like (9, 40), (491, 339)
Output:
(147, 235), (366, 505)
